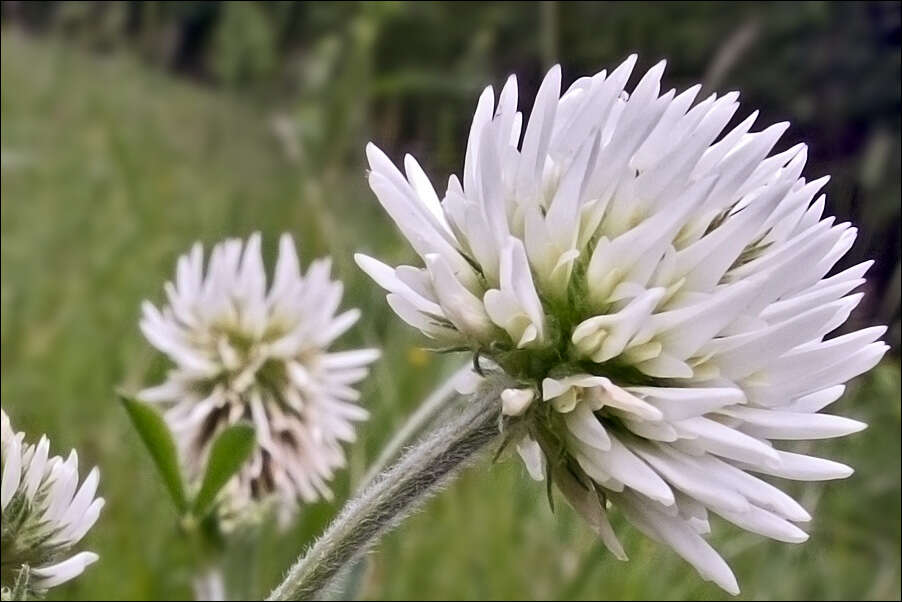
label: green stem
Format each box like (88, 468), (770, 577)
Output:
(266, 376), (506, 601)
(358, 364), (470, 489)
(10, 564), (30, 601)
(337, 364), (471, 601)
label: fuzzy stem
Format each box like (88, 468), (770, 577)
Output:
(266, 377), (506, 601)
(10, 564), (30, 601)
(358, 364), (471, 489)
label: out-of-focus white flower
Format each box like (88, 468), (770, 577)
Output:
(356, 56), (888, 594)
(1, 410), (103, 595)
(140, 233), (378, 524)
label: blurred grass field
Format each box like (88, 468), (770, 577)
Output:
(1, 24), (900, 602)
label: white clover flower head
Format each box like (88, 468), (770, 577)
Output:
(1, 409), (103, 595)
(356, 56), (888, 594)
(140, 233), (379, 524)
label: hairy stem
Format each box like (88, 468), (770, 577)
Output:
(358, 364), (471, 489)
(267, 377), (506, 601)
(10, 564), (30, 601)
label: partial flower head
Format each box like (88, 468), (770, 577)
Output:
(1, 409), (103, 595)
(140, 233), (378, 524)
(356, 57), (887, 593)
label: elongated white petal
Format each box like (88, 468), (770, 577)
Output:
(736, 450), (854, 481)
(634, 445), (750, 513)
(31, 552), (99, 588)
(355, 254), (442, 315)
(564, 401), (611, 450)
(783, 386), (846, 413)
(24, 436), (50, 499)
(426, 254), (494, 340)
(721, 406), (867, 440)
(672, 416), (780, 466)
(1, 430), (22, 511)
(627, 387), (745, 421)
(714, 504), (808, 543)
(575, 434), (675, 506)
(617, 492), (740, 595)
(516, 436), (545, 481)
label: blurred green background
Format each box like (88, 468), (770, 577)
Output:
(1, 2), (900, 600)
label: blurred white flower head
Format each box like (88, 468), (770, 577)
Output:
(356, 56), (887, 594)
(140, 233), (378, 524)
(1, 409), (103, 595)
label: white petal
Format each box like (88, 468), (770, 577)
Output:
(714, 504), (808, 543)
(672, 416), (780, 467)
(634, 445), (749, 513)
(721, 406), (867, 440)
(596, 380), (664, 421)
(516, 436), (546, 481)
(626, 387), (745, 421)
(503, 238), (545, 340)
(501, 388), (535, 417)
(426, 254), (494, 340)
(320, 349), (381, 370)
(32, 552), (99, 589)
(1, 431), (22, 510)
(616, 491), (740, 595)
(517, 65), (561, 200)
(355, 254), (442, 315)
(574, 434), (675, 506)
(564, 401), (611, 450)
(783, 386), (846, 413)
(737, 450), (854, 481)
(59, 467), (100, 539)
(24, 436), (50, 499)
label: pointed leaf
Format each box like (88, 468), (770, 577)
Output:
(193, 423), (256, 518)
(120, 393), (188, 512)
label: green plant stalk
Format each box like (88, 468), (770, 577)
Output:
(266, 376), (507, 601)
(9, 565), (30, 601)
(335, 364), (471, 601)
(358, 364), (471, 489)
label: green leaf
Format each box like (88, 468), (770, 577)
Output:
(192, 423), (256, 518)
(119, 393), (188, 513)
